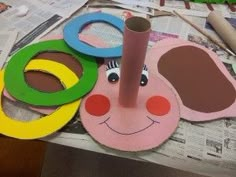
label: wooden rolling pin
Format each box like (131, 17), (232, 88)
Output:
(207, 11), (236, 54)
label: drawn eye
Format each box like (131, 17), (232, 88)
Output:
(140, 64), (148, 86)
(106, 60), (120, 83)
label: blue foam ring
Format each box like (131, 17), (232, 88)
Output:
(63, 12), (124, 58)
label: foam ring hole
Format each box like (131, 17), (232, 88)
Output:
(24, 51), (84, 93)
(25, 71), (64, 93)
(80, 22), (122, 48)
(32, 51), (84, 78)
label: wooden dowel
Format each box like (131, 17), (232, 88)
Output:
(173, 10), (236, 57)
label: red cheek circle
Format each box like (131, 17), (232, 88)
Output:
(85, 94), (110, 116)
(146, 96), (171, 116)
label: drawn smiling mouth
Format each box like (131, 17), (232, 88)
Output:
(99, 116), (160, 135)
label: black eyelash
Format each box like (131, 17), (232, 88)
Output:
(106, 60), (120, 83)
(106, 60), (119, 70)
(143, 64), (148, 71)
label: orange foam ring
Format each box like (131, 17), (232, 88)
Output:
(119, 17), (151, 107)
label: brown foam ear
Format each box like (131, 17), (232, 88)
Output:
(158, 46), (236, 113)
(25, 51), (83, 92)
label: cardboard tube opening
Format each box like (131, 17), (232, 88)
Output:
(125, 17), (151, 33)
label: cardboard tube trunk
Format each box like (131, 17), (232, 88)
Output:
(119, 17), (151, 107)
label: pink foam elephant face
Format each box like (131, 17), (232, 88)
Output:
(80, 38), (236, 152)
(80, 61), (180, 151)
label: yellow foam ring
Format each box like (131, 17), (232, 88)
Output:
(0, 59), (80, 139)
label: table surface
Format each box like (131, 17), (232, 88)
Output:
(0, 136), (46, 177)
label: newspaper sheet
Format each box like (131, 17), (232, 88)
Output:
(41, 8), (236, 177)
(112, 0), (159, 9)
(0, 31), (17, 68)
(0, 0), (87, 55)
(159, 0), (231, 18)
(37, 0), (88, 17)
(89, 0), (154, 15)
(112, 0), (232, 18)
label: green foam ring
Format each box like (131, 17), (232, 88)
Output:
(4, 39), (98, 106)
